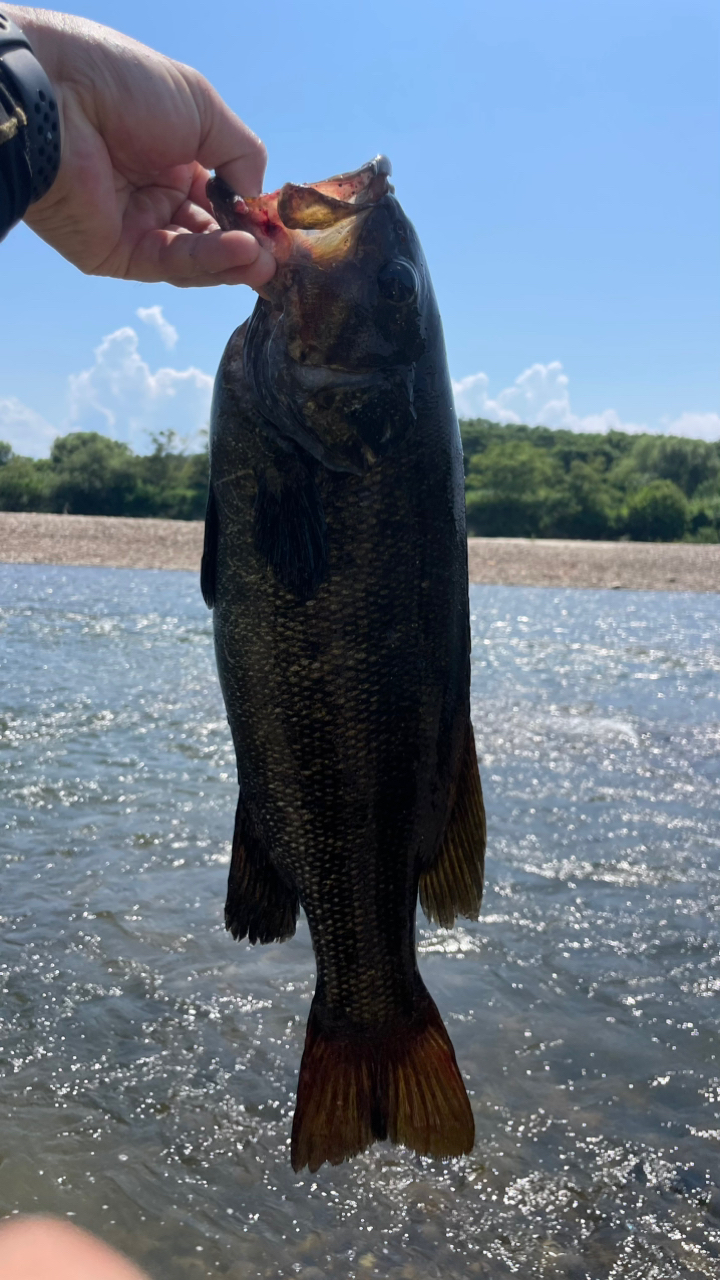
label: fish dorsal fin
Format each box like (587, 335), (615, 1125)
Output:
(253, 462), (328, 602)
(419, 722), (486, 929)
(201, 487), (219, 609)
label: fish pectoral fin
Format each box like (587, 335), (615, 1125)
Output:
(291, 989), (475, 1173)
(420, 721), (486, 929)
(225, 795), (299, 945)
(253, 465), (328, 602)
(201, 487), (219, 609)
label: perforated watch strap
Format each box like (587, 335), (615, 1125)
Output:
(0, 8), (61, 206)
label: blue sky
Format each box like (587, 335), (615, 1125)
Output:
(1, 0), (718, 455)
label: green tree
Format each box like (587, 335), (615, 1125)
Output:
(131, 431), (208, 519)
(50, 432), (136, 515)
(549, 458), (620, 540)
(465, 442), (564, 536)
(625, 480), (689, 541)
(686, 495), (720, 543)
(623, 435), (720, 497)
(0, 455), (52, 510)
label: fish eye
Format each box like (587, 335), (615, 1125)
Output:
(377, 259), (418, 305)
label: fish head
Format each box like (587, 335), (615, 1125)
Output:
(209, 157), (431, 473)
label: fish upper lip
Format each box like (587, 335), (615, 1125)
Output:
(312, 155), (393, 205)
(328, 154), (392, 182)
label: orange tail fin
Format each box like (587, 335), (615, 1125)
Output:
(290, 993), (474, 1173)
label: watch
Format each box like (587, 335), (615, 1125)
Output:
(0, 8), (61, 203)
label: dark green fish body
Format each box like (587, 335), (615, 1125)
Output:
(203, 159), (486, 1171)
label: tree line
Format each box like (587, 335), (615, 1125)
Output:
(0, 420), (718, 542)
(461, 420), (719, 542)
(0, 431), (207, 521)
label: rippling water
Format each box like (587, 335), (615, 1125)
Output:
(1, 564), (719, 1278)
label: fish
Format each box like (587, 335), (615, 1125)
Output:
(202, 156), (486, 1173)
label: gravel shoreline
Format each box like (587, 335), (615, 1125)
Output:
(1, 511), (718, 593)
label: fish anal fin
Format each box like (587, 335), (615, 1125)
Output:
(201, 487), (219, 609)
(420, 723), (486, 929)
(225, 796), (299, 945)
(290, 991), (474, 1173)
(253, 464), (328, 602)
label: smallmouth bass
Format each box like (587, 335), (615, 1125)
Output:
(202, 157), (486, 1172)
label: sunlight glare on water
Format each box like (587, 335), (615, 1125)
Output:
(0, 565), (719, 1278)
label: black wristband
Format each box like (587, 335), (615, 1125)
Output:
(0, 9), (61, 203)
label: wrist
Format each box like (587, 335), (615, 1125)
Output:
(2, 8), (73, 83)
(0, 5), (61, 203)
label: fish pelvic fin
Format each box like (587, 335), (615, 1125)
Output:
(290, 990), (474, 1173)
(201, 486), (219, 609)
(420, 721), (486, 929)
(225, 795), (299, 945)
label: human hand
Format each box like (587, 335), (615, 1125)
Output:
(0, 1215), (152, 1280)
(5, 5), (276, 289)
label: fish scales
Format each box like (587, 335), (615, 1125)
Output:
(203, 157), (486, 1170)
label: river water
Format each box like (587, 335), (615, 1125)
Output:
(1, 564), (719, 1279)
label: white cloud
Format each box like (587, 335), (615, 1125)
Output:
(451, 372), (494, 420)
(453, 361), (646, 434)
(452, 360), (720, 441)
(661, 411), (720, 442)
(68, 326), (213, 453)
(136, 304), (178, 350)
(0, 396), (57, 457)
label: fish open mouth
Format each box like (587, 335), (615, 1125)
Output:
(207, 156), (393, 267)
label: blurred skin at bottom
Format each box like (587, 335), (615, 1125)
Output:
(0, 1216), (152, 1280)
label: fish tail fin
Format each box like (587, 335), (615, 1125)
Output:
(291, 1008), (376, 1174)
(290, 990), (474, 1172)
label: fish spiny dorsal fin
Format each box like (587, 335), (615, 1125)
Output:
(419, 722), (486, 930)
(290, 990), (474, 1173)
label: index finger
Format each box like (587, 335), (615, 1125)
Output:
(181, 66), (267, 198)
